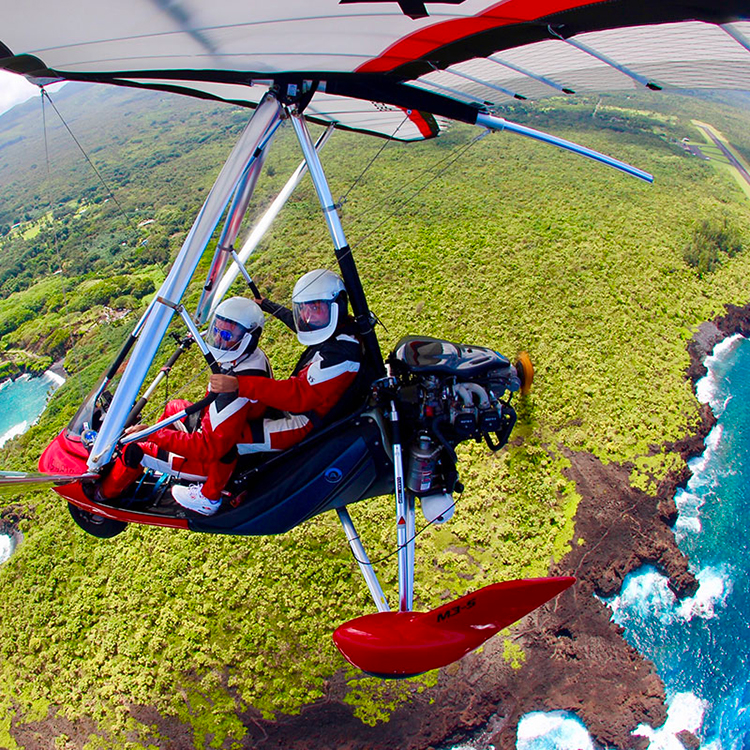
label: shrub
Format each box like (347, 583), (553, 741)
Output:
(683, 216), (743, 276)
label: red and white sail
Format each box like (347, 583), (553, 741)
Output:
(0, 1), (748, 139)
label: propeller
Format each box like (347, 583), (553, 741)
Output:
(516, 351), (534, 395)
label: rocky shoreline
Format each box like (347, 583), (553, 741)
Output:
(6, 304), (746, 750)
(237, 303), (750, 750)
(0, 357), (67, 385)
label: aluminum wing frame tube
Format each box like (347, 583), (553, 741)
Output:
(476, 113), (653, 183)
(289, 111), (385, 376)
(211, 124), (335, 310)
(88, 94), (284, 470)
(337, 507), (390, 613)
(195, 146), (269, 324)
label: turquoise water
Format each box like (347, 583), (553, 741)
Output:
(0, 371), (64, 449)
(603, 334), (750, 749)
(0, 370), (63, 565)
(450, 335), (750, 749)
(519, 335), (750, 748)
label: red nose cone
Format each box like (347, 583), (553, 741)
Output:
(39, 430), (89, 475)
(333, 576), (574, 677)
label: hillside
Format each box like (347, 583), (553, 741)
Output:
(0, 84), (748, 748)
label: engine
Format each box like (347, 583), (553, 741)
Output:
(387, 336), (530, 516)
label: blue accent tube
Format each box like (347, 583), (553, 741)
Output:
(476, 113), (654, 183)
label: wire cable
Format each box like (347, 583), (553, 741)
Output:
(336, 113), (410, 211)
(343, 490), (461, 569)
(40, 88), (83, 400)
(41, 88), (138, 234)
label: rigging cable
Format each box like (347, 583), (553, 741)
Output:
(349, 130), (487, 252)
(253, 127), (487, 304)
(40, 89), (138, 235)
(40, 87), (83, 400)
(342, 489), (461, 569)
(335, 112), (409, 211)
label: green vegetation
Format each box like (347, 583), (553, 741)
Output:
(682, 215), (744, 276)
(0, 88), (748, 746)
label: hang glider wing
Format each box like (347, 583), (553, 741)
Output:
(1, 1), (748, 140)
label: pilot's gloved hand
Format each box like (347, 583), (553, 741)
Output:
(209, 373), (239, 393)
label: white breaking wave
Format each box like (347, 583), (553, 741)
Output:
(696, 333), (744, 411)
(606, 565), (731, 625)
(673, 423), (723, 543)
(43, 369), (66, 387)
(0, 534), (14, 564)
(0, 420), (28, 448)
(633, 692), (707, 749)
(677, 567), (732, 622)
(517, 711), (595, 750)
(674, 488), (704, 538)
(605, 567), (677, 624)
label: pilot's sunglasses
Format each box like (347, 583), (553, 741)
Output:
(213, 325), (238, 341)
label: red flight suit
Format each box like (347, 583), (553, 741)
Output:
(100, 349), (272, 500)
(235, 302), (363, 455)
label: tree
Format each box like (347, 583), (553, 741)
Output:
(682, 216), (744, 277)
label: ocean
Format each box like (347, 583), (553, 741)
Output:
(455, 334), (750, 749)
(603, 333), (750, 750)
(0, 370), (64, 564)
(0, 371), (65, 449)
(1, 343), (747, 747)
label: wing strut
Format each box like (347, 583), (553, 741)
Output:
(337, 508), (390, 613)
(88, 94), (284, 470)
(475, 113), (654, 183)
(289, 109), (385, 376)
(387, 395), (415, 612)
(195, 145), (270, 323)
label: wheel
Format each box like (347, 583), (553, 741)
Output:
(516, 351), (534, 395)
(67, 502), (128, 539)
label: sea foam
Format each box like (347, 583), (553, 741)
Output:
(0, 420), (28, 448)
(517, 711), (594, 750)
(673, 423), (723, 543)
(633, 692), (707, 749)
(696, 333), (744, 411)
(605, 565), (731, 625)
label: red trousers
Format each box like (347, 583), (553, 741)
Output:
(100, 399), (238, 501)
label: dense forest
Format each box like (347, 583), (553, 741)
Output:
(0, 82), (749, 747)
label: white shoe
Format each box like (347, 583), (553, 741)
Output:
(171, 484), (221, 516)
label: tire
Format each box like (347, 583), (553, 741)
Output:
(68, 502), (128, 539)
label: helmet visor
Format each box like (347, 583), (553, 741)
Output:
(206, 314), (251, 352)
(293, 299), (333, 333)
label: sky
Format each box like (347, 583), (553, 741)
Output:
(0, 69), (44, 116)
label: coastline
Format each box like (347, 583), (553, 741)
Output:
(0, 358), (67, 387)
(0, 361), (66, 447)
(3, 309), (744, 750)
(231, 304), (750, 750)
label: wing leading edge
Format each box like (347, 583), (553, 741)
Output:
(1, 1), (748, 139)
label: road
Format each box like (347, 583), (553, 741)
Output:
(695, 123), (750, 187)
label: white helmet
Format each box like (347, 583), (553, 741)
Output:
(292, 269), (347, 346)
(205, 297), (264, 365)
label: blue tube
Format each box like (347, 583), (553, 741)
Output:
(476, 113), (654, 183)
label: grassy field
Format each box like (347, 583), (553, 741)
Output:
(0, 89), (748, 748)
